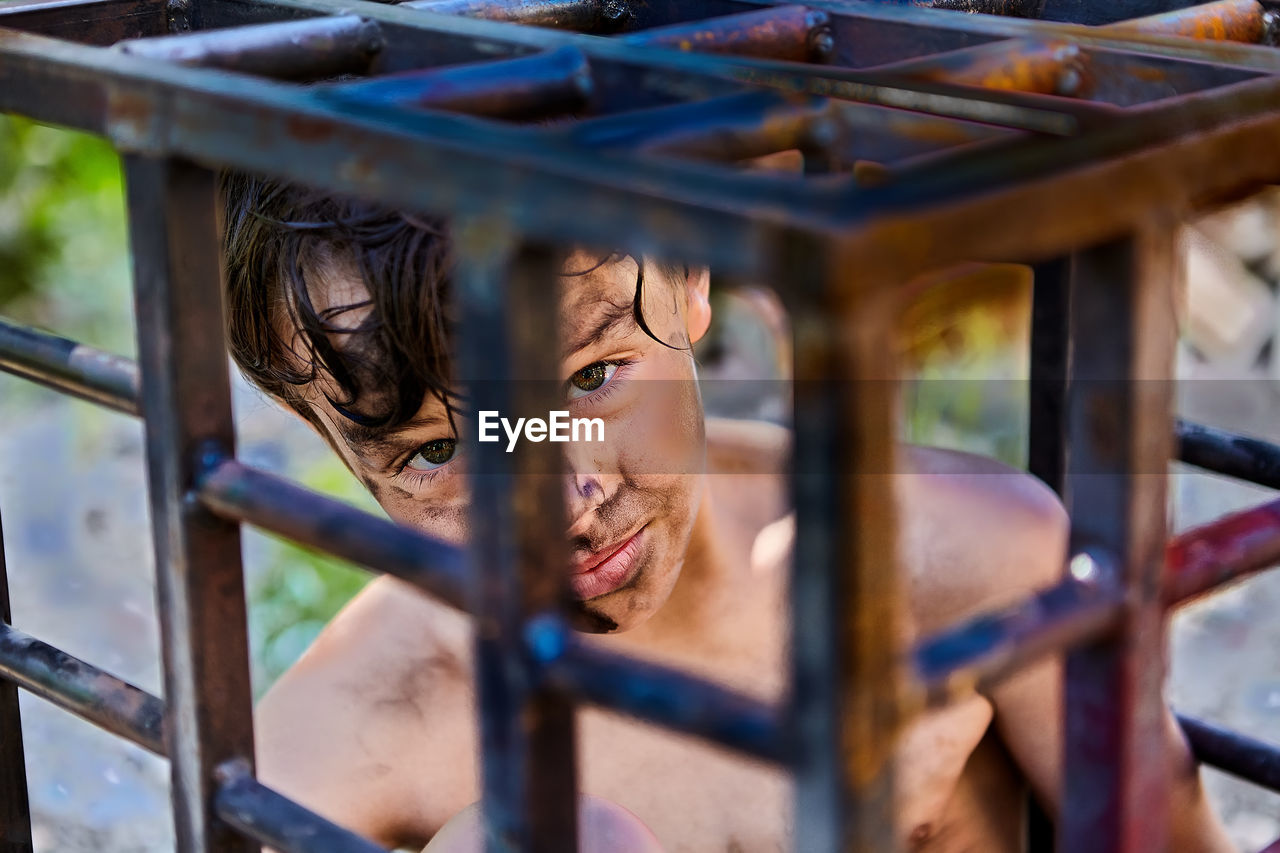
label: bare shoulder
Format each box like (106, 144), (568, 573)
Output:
(896, 446), (1069, 633)
(255, 575), (477, 848)
(704, 417), (790, 530)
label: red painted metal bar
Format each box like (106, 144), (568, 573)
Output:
(0, 623), (165, 757)
(622, 6), (834, 63)
(912, 575), (1121, 708)
(1058, 230), (1176, 852)
(115, 17), (385, 80)
(315, 47), (594, 119)
(123, 156), (257, 853)
(197, 459), (469, 611)
(0, 316), (139, 416)
(1163, 496), (1280, 606)
(0, 517), (32, 853)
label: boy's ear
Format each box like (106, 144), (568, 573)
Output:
(685, 265), (712, 345)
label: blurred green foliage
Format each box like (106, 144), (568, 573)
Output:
(0, 115), (372, 695)
(249, 455), (377, 695)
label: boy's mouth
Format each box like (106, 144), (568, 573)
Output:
(568, 525), (647, 600)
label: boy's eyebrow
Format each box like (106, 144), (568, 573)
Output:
(334, 411), (451, 461)
(561, 301), (634, 358)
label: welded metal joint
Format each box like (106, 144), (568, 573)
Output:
(167, 0), (193, 33)
(804, 10), (835, 63)
(1263, 10), (1280, 45)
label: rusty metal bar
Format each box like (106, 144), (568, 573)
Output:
(0, 0), (166, 44)
(0, 624), (165, 757)
(452, 225), (577, 852)
(1058, 229), (1176, 852)
(115, 17), (385, 81)
(123, 155), (256, 853)
(1175, 419), (1280, 490)
(1163, 496), (1280, 606)
(0, 517), (32, 853)
(1028, 256), (1075, 496)
(533, 626), (788, 762)
(785, 234), (905, 852)
(402, 0), (629, 31)
(561, 90), (830, 160)
(197, 459), (469, 611)
(0, 316), (139, 416)
(1110, 0), (1269, 43)
(621, 6), (834, 62)
(913, 575), (1122, 708)
(1178, 713), (1280, 793)
(214, 760), (390, 853)
(316, 46), (593, 118)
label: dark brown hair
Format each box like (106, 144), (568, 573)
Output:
(218, 171), (686, 434)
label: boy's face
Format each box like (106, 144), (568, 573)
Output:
(298, 252), (713, 633)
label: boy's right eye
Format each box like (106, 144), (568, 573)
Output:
(406, 438), (457, 471)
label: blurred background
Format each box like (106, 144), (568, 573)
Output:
(1, 114), (1278, 850)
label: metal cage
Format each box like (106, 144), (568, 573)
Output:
(1, 0), (1279, 850)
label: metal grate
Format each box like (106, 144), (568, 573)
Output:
(0, 0), (1279, 850)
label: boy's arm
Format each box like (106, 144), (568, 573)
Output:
(254, 578), (479, 850)
(989, 657), (1235, 852)
(902, 446), (1234, 851)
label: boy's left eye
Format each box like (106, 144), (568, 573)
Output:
(405, 438), (457, 471)
(568, 361), (619, 400)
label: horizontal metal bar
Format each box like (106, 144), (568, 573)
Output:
(562, 89), (830, 160)
(912, 573), (1122, 707)
(402, 0), (629, 31)
(529, 620), (788, 763)
(1175, 418), (1280, 490)
(0, 0), (167, 44)
(1110, 0), (1268, 43)
(115, 16), (385, 81)
(214, 759), (389, 853)
(0, 623), (165, 756)
(622, 6), (832, 62)
(316, 46), (593, 118)
(1163, 496), (1280, 606)
(197, 458), (469, 611)
(0, 316), (140, 416)
(1178, 713), (1280, 792)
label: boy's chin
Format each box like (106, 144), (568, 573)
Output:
(565, 597), (655, 635)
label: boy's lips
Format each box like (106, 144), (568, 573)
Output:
(569, 526), (646, 600)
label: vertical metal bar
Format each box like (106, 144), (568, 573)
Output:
(453, 220), (578, 853)
(1025, 255), (1074, 853)
(787, 233), (904, 853)
(1029, 256), (1073, 496)
(0, 508), (33, 853)
(123, 156), (256, 853)
(1059, 228), (1176, 853)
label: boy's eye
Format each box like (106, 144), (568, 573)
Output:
(568, 362), (619, 399)
(406, 438), (457, 471)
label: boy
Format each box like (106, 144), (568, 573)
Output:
(219, 172), (1233, 851)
